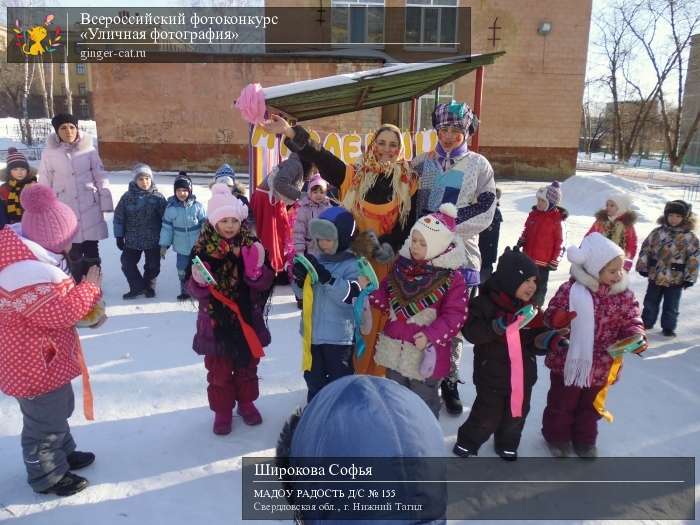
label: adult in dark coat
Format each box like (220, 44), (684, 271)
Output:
(477, 187), (503, 282)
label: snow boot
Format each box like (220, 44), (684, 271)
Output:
(573, 443), (598, 459)
(238, 402), (263, 426)
(122, 289), (145, 300)
(441, 379), (463, 415)
(213, 412), (233, 435)
(452, 443), (477, 457)
(177, 278), (190, 301)
(545, 440), (572, 458)
(662, 329), (677, 337)
(38, 472), (88, 497)
(495, 447), (518, 461)
(67, 451), (95, 470)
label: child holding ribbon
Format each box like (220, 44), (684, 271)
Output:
(187, 183), (274, 436)
(291, 207), (368, 402)
(369, 203), (469, 418)
(542, 233), (646, 458)
(453, 247), (566, 460)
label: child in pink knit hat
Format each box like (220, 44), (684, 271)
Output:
(187, 183), (274, 436)
(0, 184), (103, 497)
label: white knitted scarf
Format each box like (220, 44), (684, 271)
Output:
(564, 282), (595, 387)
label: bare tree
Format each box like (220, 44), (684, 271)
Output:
(624, 0), (700, 170)
(581, 79), (611, 157)
(20, 56), (36, 145)
(36, 56), (50, 118)
(47, 60), (54, 116)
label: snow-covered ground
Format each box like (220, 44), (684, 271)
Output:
(0, 169), (698, 524)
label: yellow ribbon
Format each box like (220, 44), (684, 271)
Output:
(301, 274), (314, 371)
(593, 356), (623, 423)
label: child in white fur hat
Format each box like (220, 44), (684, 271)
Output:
(542, 232), (646, 458)
(369, 203), (469, 418)
(586, 192), (638, 266)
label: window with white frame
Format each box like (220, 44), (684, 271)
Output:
(331, 0), (385, 46)
(78, 83), (87, 96)
(405, 0), (458, 49)
(76, 63), (86, 75)
(400, 82), (455, 130)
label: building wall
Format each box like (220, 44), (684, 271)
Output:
(92, 0), (592, 179)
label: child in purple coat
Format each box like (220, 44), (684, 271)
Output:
(187, 184), (274, 436)
(370, 203), (469, 418)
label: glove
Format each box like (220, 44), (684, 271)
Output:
(547, 262), (558, 271)
(305, 254), (332, 285)
(683, 281), (694, 289)
(242, 241), (265, 280)
(633, 336), (648, 356)
(548, 310), (577, 330)
(534, 330), (569, 355)
(192, 260), (212, 287)
(373, 242), (395, 264)
(492, 313), (517, 336)
(638, 270), (649, 278)
(160, 246), (168, 259)
(116, 237), (125, 251)
(293, 259), (309, 288)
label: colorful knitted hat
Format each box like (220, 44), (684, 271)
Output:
(6, 147), (29, 172)
(536, 180), (562, 208)
(431, 101), (477, 135)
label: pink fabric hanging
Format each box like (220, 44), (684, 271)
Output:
(505, 315), (525, 418)
(235, 83), (267, 125)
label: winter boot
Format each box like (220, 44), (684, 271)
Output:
(573, 443), (598, 459)
(67, 451), (95, 470)
(545, 440), (572, 458)
(452, 443), (477, 457)
(237, 402), (263, 426)
(144, 280), (156, 298)
(38, 472), (88, 497)
(177, 278), (190, 301)
(662, 329), (677, 337)
(441, 379), (463, 415)
(122, 289), (145, 300)
(213, 412), (233, 435)
(495, 447), (518, 461)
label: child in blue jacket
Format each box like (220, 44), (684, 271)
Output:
(159, 172), (206, 300)
(292, 207), (369, 402)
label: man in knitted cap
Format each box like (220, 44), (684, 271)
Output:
(0, 184), (103, 496)
(518, 180), (568, 306)
(1, 147), (37, 225)
(411, 101), (497, 415)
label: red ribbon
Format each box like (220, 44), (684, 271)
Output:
(209, 286), (265, 359)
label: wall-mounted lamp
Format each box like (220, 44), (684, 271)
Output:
(537, 21), (552, 35)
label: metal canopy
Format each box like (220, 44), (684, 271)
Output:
(262, 52), (505, 122)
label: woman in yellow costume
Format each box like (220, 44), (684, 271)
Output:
(263, 115), (419, 375)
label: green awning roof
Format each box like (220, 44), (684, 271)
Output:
(263, 52), (505, 122)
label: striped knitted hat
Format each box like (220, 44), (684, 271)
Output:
(6, 148), (29, 171)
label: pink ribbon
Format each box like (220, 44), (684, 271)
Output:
(505, 315), (525, 418)
(235, 83), (266, 125)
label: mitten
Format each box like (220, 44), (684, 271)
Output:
(534, 330), (569, 355)
(160, 246), (168, 259)
(492, 313), (517, 336)
(116, 237), (125, 251)
(373, 242), (395, 264)
(547, 262), (558, 271)
(548, 310), (577, 329)
(623, 259), (633, 272)
(683, 281), (694, 289)
(242, 241), (265, 280)
(306, 254), (332, 284)
(293, 259), (308, 288)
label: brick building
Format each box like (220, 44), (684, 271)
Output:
(91, 0), (592, 179)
